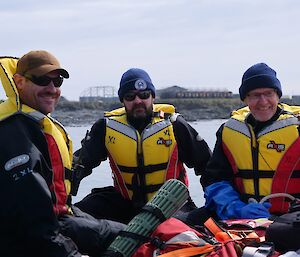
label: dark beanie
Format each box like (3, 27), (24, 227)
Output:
(239, 63), (282, 100)
(118, 68), (156, 102)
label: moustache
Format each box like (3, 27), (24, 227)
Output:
(132, 103), (146, 110)
(38, 91), (60, 97)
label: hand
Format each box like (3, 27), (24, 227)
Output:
(72, 154), (80, 168)
(204, 181), (271, 220)
(71, 163), (92, 196)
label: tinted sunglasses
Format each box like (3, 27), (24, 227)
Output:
(24, 74), (64, 88)
(123, 90), (152, 101)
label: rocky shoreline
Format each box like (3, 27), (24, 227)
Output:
(52, 109), (105, 127)
(51, 108), (219, 127)
(52, 98), (244, 127)
(51, 109), (217, 127)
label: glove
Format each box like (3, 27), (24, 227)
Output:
(204, 181), (271, 219)
(71, 155), (92, 196)
(238, 202), (271, 219)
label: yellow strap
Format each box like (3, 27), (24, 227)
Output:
(157, 244), (215, 257)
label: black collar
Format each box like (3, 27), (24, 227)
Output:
(246, 107), (282, 134)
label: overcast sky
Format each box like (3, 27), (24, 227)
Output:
(1, 0), (300, 100)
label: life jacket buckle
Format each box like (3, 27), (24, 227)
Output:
(227, 230), (261, 243)
(150, 236), (166, 249)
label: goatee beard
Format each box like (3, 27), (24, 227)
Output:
(127, 112), (153, 133)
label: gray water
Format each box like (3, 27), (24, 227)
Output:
(68, 119), (226, 207)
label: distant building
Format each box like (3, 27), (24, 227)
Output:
(157, 85), (232, 99)
(156, 85), (187, 99)
(291, 95), (300, 104)
(176, 90), (232, 98)
(79, 86), (117, 102)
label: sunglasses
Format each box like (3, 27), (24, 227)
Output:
(123, 90), (152, 101)
(24, 74), (64, 88)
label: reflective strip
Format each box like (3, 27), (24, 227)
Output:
(224, 118), (251, 137)
(25, 110), (46, 121)
(225, 116), (299, 138)
(106, 118), (137, 140)
(26, 111), (71, 151)
(142, 119), (171, 140)
(118, 162), (168, 173)
(258, 117), (299, 137)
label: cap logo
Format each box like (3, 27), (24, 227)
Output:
(135, 79), (147, 90)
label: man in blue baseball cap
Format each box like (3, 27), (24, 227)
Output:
(201, 63), (300, 220)
(72, 67), (211, 224)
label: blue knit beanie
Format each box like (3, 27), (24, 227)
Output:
(239, 63), (282, 100)
(118, 68), (156, 102)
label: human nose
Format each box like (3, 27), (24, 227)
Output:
(258, 93), (269, 101)
(46, 81), (58, 91)
(133, 94), (143, 103)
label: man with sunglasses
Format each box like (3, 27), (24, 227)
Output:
(73, 68), (211, 224)
(201, 63), (300, 220)
(0, 51), (125, 257)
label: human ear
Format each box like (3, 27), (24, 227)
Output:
(13, 74), (26, 91)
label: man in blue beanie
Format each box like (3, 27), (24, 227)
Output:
(201, 62), (300, 220)
(73, 68), (211, 224)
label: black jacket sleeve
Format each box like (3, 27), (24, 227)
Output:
(200, 123), (235, 188)
(74, 118), (107, 170)
(171, 114), (212, 175)
(0, 115), (80, 257)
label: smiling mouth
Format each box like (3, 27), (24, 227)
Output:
(257, 106), (272, 111)
(40, 94), (58, 99)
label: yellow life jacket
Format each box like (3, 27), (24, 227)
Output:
(0, 56), (73, 214)
(104, 104), (188, 204)
(222, 104), (300, 213)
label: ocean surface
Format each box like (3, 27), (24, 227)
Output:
(67, 119), (226, 207)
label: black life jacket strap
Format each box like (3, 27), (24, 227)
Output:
(153, 111), (172, 119)
(117, 231), (166, 249)
(102, 249), (124, 257)
(64, 168), (72, 180)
